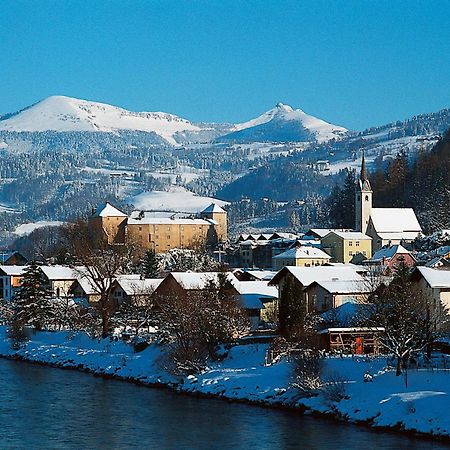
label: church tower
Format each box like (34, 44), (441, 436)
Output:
(355, 152), (372, 234)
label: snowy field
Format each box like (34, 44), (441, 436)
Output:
(0, 327), (449, 440)
(14, 220), (64, 236)
(128, 186), (228, 213)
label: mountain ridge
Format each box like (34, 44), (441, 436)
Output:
(0, 96), (348, 145)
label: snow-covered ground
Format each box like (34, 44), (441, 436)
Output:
(128, 186), (228, 213)
(14, 220), (64, 236)
(0, 327), (448, 440)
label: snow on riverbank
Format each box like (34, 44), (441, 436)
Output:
(0, 327), (449, 440)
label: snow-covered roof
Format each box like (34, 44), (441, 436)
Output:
(238, 294), (264, 310)
(311, 279), (372, 294)
(94, 202), (127, 218)
(416, 267), (450, 288)
(115, 277), (162, 295)
(370, 208), (422, 233)
(273, 246), (331, 260)
(128, 211), (211, 226)
(40, 265), (84, 280)
(170, 272), (237, 290)
(72, 277), (100, 295)
(324, 231), (371, 240)
(371, 244), (411, 261)
(201, 203), (226, 214)
(318, 327), (385, 334)
(377, 232), (420, 241)
(307, 228), (352, 238)
(269, 265), (364, 287)
(0, 265), (27, 276)
(232, 280), (278, 298)
(243, 270), (277, 281)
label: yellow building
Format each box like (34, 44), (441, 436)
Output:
(272, 245), (331, 270)
(321, 231), (372, 263)
(88, 202), (227, 252)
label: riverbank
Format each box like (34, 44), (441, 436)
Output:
(0, 327), (449, 441)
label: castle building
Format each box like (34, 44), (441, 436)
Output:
(355, 153), (422, 252)
(88, 202), (227, 252)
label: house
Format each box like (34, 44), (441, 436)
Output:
(69, 278), (102, 305)
(40, 265), (84, 298)
(304, 228), (352, 240)
(153, 272), (263, 330)
(237, 237), (296, 269)
(110, 275), (162, 307)
(318, 327), (384, 354)
(305, 279), (372, 312)
(0, 251), (28, 266)
(233, 269), (276, 282)
(272, 245), (331, 270)
(411, 267), (450, 310)
(363, 244), (416, 272)
(355, 153), (422, 252)
(89, 202), (227, 252)
(321, 231), (372, 263)
(269, 265), (365, 313)
(231, 280), (279, 325)
(0, 265), (27, 300)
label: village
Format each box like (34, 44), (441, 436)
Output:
(1, 155), (450, 355)
(0, 154), (450, 440)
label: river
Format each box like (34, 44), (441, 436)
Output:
(0, 358), (448, 449)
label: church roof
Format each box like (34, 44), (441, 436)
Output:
(370, 208), (422, 234)
(94, 202), (127, 218)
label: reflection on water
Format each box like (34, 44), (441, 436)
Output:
(0, 359), (448, 449)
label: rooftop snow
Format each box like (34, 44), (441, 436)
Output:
(94, 202), (127, 218)
(371, 244), (411, 261)
(416, 267), (450, 288)
(270, 265), (364, 287)
(201, 203), (226, 214)
(370, 208), (422, 233)
(273, 246), (331, 260)
(324, 231), (372, 240)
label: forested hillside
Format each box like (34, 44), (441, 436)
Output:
(326, 129), (450, 233)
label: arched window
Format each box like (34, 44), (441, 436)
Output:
(365, 195), (369, 201)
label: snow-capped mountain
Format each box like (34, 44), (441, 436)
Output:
(220, 103), (348, 143)
(0, 96), (231, 146)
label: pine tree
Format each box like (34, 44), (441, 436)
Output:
(13, 262), (54, 331)
(142, 249), (160, 278)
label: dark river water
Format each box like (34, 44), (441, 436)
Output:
(0, 359), (448, 449)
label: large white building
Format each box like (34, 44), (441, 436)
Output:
(355, 154), (422, 252)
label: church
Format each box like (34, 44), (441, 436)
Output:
(355, 154), (422, 252)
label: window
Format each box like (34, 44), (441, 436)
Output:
(349, 251), (353, 256)
(349, 241), (353, 246)
(139, 226), (142, 231)
(356, 241), (360, 247)
(365, 195), (369, 201)
(362, 251), (366, 256)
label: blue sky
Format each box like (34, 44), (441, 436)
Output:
(1, 0), (449, 130)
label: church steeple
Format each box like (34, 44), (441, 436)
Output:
(355, 150), (373, 233)
(359, 150), (372, 191)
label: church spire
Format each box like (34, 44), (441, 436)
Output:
(359, 150), (372, 191)
(360, 150), (368, 182)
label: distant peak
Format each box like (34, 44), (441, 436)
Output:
(274, 102), (293, 112)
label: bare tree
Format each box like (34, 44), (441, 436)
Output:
(155, 278), (249, 375)
(359, 263), (450, 375)
(61, 220), (140, 338)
